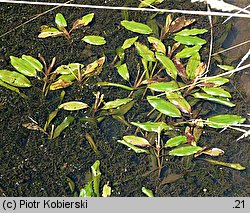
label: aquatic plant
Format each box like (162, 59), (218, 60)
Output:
(0, 55), (105, 97)
(97, 15), (247, 176)
(38, 13), (106, 45)
(66, 160), (111, 197)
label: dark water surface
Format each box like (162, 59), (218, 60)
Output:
(0, 0), (249, 196)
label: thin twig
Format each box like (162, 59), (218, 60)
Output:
(0, 0), (250, 18)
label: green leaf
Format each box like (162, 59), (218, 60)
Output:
(72, 13), (94, 30)
(176, 28), (208, 36)
(80, 182), (93, 197)
(193, 92), (235, 107)
(91, 160), (101, 197)
(155, 52), (178, 79)
(0, 79), (27, 98)
(206, 114), (246, 128)
(10, 56), (37, 77)
(0, 70), (31, 87)
(117, 140), (149, 154)
(52, 116), (74, 139)
(102, 183), (111, 197)
(186, 52), (200, 80)
(38, 27), (63, 38)
(121, 36), (138, 49)
(22, 55), (43, 71)
(58, 101), (89, 111)
(147, 36), (166, 54)
(141, 187), (154, 197)
(123, 135), (151, 147)
(134, 42), (155, 61)
(201, 87), (231, 98)
(44, 109), (59, 131)
(165, 135), (187, 148)
(139, 0), (163, 8)
(97, 82), (134, 91)
(55, 63), (83, 75)
(109, 100), (135, 116)
(174, 35), (206, 46)
(217, 64), (234, 71)
(49, 78), (73, 90)
(82, 35), (106, 45)
(102, 98), (133, 110)
(203, 159), (246, 170)
(147, 81), (179, 92)
(169, 145), (202, 156)
(147, 96), (181, 117)
(166, 91), (191, 114)
(117, 63), (129, 81)
(121, 20), (153, 34)
(201, 77), (229, 87)
(131, 121), (172, 133)
(66, 177), (75, 193)
(175, 45), (202, 59)
(55, 13), (67, 30)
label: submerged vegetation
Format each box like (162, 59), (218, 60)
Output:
(0, 0), (249, 196)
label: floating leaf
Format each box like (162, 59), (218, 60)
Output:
(147, 81), (179, 92)
(217, 64), (234, 71)
(71, 13), (94, 30)
(52, 116), (74, 139)
(121, 20), (152, 34)
(169, 16), (195, 33)
(193, 92), (235, 107)
(139, 0), (163, 8)
(201, 87), (231, 98)
(201, 77), (229, 87)
(49, 78), (73, 90)
(176, 28), (208, 36)
(22, 55), (43, 71)
(102, 183), (111, 197)
(123, 135), (151, 147)
(147, 36), (166, 54)
(117, 140), (149, 154)
(175, 45), (202, 59)
(121, 36), (138, 49)
(38, 27), (63, 38)
(117, 63), (129, 81)
(155, 52), (178, 79)
(169, 145), (202, 156)
(165, 135), (187, 148)
(0, 70), (31, 87)
(141, 187), (154, 197)
(135, 42), (155, 61)
(55, 63), (83, 75)
(147, 96), (181, 117)
(58, 101), (89, 111)
(166, 91), (191, 113)
(206, 114), (246, 128)
(84, 56), (105, 77)
(97, 82), (134, 91)
(102, 98), (133, 110)
(82, 35), (106, 45)
(10, 56), (37, 77)
(66, 176), (75, 193)
(186, 52), (200, 80)
(55, 13), (67, 30)
(203, 159), (246, 171)
(174, 35), (206, 46)
(109, 100), (135, 116)
(201, 148), (224, 157)
(131, 121), (172, 133)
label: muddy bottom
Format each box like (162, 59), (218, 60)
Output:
(0, 0), (249, 197)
